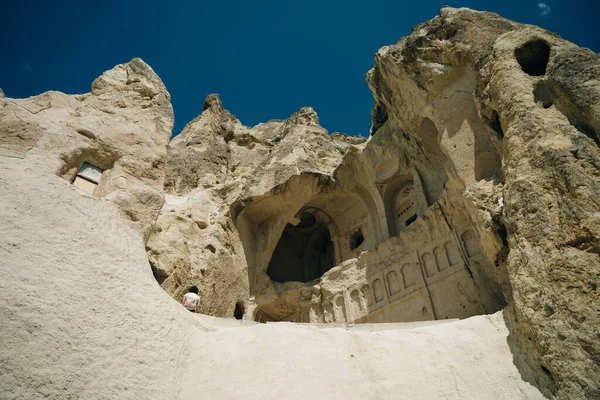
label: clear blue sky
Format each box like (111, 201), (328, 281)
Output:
(1, 0), (598, 138)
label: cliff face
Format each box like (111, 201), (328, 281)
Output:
(366, 8), (600, 398)
(0, 7), (598, 399)
(0, 58), (174, 237)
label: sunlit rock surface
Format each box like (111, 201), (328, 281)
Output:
(1, 7), (599, 399)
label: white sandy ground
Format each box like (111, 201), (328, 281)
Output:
(0, 157), (545, 399)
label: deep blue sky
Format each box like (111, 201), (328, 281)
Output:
(1, 1), (598, 138)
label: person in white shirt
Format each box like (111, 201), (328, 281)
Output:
(181, 286), (200, 313)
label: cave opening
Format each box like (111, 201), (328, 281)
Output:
(490, 110), (504, 138)
(234, 302), (245, 320)
(515, 39), (551, 76)
(266, 212), (335, 283)
(349, 228), (365, 250)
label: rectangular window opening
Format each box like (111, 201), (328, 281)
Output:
(73, 162), (103, 196)
(405, 214), (418, 227)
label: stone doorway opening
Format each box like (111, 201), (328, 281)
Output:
(266, 211), (335, 283)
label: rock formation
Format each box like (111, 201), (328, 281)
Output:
(0, 7), (598, 399)
(0, 58), (174, 236)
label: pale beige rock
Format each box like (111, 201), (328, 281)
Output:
(149, 97), (348, 317)
(0, 160), (543, 398)
(0, 58), (174, 236)
(0, 90), (542, 400)
(1, 6), (598, 400)
(365, 7), (600, 398)
(146, 9), (599, 396)
(0, 157), (206, 400)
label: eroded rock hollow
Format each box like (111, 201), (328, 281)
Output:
(1, 7), (599, 399)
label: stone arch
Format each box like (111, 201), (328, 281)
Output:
(433, 246), (449, 271)
(299, 206), (342, 264)
(415, 118), (449, 204)
(381, 170), (429, 236)
(299, 192), (376, 264)
(324, 302), (335, 323)
(445, 240), (462, 265)
(401, 264), (416, 288)
(386, 270), (401, 295)
(350, 289), (362, 314)
(266, 207), (339, 283)
(462, 229), (481, 258)
(334, 296), (346, 322)
(361, 284), (373, 308)
(422, 252), (437, 277)
(354, 185), (387, 244)
(373, 279), (384, 303)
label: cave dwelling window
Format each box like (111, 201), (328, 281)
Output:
(72, 162), (103, 196)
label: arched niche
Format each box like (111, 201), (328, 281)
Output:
(415, 118), (449, 203)
(381, 169), (429, 237)
(266, 207), (339, 283)
(303, 192), (375, 263)
(354, 185), (387, 244)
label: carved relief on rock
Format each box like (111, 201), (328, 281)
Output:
(373, 279), (384, 303)
(433, 246), (449, 272)
(350, 289), (362, 317)
(324, 302), (335, 323)
(401, 264), (417, 288)
(361, 284), (373, 308)
(461, 228), (481, 258)
(444, 240), (462, 266)
(386, 270), (401, 295)
(422, 252), (437, 277)
(334, 295), (347, 322)
(394, 180), (416, 230)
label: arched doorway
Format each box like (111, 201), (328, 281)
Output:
(381, 171), (429, 236)
(266, 211), (335, 283)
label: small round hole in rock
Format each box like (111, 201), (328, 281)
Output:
(515, 39), (551, 76)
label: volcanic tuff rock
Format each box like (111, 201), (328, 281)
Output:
(1, 6), (599, 400)
(0, 58), (174, 237)
(365, 8), (600, 398)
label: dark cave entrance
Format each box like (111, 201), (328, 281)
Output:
(266, 212), (335, 283)
(515, 39), (551, 76)
(234, 302), (245, 320)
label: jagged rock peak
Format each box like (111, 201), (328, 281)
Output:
(287, 106), (320, 127)
(0, 88), (4, 98)
(91, 57), (171, 101)
(171, 93), (242, 148)
(202, 93), (224, 113)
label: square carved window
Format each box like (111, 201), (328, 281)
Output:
(72, 162), (103, 196)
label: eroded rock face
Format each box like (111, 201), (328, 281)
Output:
(1, 7), (598, 399)
(365, 7), (600, 399)
(147, 95), (349, 317)
(0, 58), (174, 236)
(149, 7), (600, 398)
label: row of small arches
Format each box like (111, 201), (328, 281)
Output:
(421, 240), (463, 278)
(325, 232), (480, 322)
(346, 262), (419, 317)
